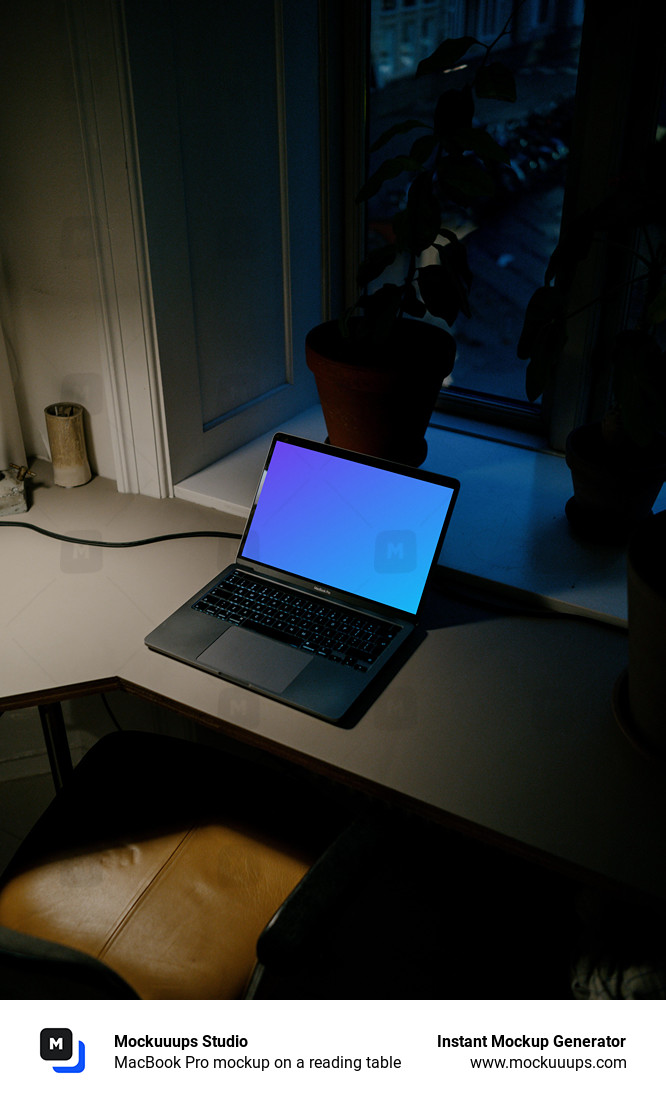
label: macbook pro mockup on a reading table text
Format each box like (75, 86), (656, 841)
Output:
(145, 433), (459, 723)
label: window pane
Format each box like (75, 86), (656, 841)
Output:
(368, 0), (583, 414)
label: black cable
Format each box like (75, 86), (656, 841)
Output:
(0, 520), (241, 548)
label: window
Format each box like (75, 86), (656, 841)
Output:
(399, 19), (418, 74)
(366, 0), (583, 437)
(481, 1), (499, 38)
(359, 2), (666, 449)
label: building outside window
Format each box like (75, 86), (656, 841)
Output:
(367, 0), (584, 437)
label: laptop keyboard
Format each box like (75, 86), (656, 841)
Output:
(192, 569), (398, 672)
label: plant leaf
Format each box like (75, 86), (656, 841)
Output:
(416, 36), (480, 78)
(361, 284), (404, 342)
(434, 86), (475, 145)
(410, 133), (439, 164)
(523, 317), (568, 401)
(390, 172), (441, 256)
(370, 119), (429, 154)
(357, 244), (398, 288)
(525, 357), (549, 404)
(436, 233), (473, 296)
(474, 61), (516, 102)
(517, 285), (566, 360)
(457, 126), (510, 165)
(356, 156), (424, 204)
(401, 283), (427, 319)
(543, 211), (597, 288)
(612, 330), (666, 445)
(418, 261), (470, 326)
(405, 172), (442, 252)
(519, 287), (568, 399)
(437, 155), (495, 201)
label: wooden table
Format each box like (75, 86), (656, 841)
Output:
(1, 467), (663, 906)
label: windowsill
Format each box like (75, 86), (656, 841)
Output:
(174, 405), (665, 628)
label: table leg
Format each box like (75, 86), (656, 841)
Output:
(37, 703), (74, 792)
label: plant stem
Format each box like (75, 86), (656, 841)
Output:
(484, 1), (526, 59)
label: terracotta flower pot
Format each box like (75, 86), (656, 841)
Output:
(564, 422), (666, 542)
(305, 319), (455, 466)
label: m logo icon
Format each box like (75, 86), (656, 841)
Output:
(374, 530), (417, 574)
(60, 531), (103, 573)
(40, 1028), (86, 1073)
(40, 1029), (72, 1061)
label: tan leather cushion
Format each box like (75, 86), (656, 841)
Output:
(0, 824), (310, 998)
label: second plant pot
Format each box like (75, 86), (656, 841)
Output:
(613, 510), (666, 759)
(564, 422), (666, 543)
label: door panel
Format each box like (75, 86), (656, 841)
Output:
(125, 0), (321, 483)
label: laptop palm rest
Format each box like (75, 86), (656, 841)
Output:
(198, 626), (314, 693)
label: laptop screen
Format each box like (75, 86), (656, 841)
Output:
(238, 437), (458, 616)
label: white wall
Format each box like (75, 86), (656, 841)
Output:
(0, 3), (118, 480)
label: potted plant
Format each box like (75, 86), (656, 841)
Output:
(306, 27), (517, 465)
(518, 138), (666, 540)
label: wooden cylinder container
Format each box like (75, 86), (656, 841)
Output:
(44, 404), (91, 488)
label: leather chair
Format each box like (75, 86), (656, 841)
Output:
(0, 728), (578, 999)
(0, 728), (355, 999)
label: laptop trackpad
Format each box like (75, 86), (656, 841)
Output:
(198, 626), (314, 693)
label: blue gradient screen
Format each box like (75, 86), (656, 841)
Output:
(240, 440), (456, 615)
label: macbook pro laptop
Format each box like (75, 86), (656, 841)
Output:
(145, 433), (459, 723)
